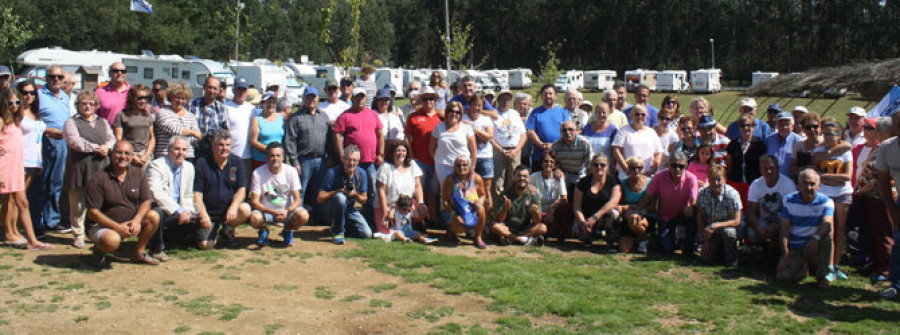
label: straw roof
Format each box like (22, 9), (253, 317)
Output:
(747, 58), (900, 100)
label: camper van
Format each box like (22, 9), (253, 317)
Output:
(483, 69), (510, 91)
(404, 69), (432, 92)
(751, 71), (779, 86)
(657, 70), (690, 92)
(16, 47), (138, 89)
(375, 68), (406, 98)
(508, 68), (533, 89)
(123, 55), (235, 99)
(230, 59), (291, 99)
(554, 70), (584, 92)
(690, 69), (723, 93)
(584, 70), (617, 92)
(284, 63), (344, 98)
(624, 69), (658, 92)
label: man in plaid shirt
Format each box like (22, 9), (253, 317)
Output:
(190, 77), (230, 158)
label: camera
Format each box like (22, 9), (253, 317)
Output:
(343, 178), (355, 192)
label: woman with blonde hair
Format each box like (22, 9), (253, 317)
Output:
(113, 84), (155, 168)
(615, 156), (653, 253)
(154, 83), (201, 159)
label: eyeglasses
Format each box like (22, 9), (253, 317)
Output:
(740, 123), (754, 129)
(172, 96), (188, 101)
(446, 110), (462, 115)
(629, 166), (643, 171)
(659, 116), (672, 121)
(824, 131), (841, 137)
(77, 101), (95, 106)
(562, 128), (576, 132)
(137, 96), (152, 102)
(454, 163), (469, 167)
(152, 88), (163, 92)
(47, 74), (65, 80)
(110, 69), (127, 74)
(6, 100), (21, 106)
(670, 163), (687, 170)
(864, 126), (876, 130)
(804, 124), (819, 131)
(21, 90), (36, 96)
(592, 162), (607, 168)
(423, 97), (437, 102)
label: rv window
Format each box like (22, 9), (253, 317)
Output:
(126, 66), (138, 74)
(316, 70), (327, 78)
(182, 70), (190, 80)
(143, 68), (154, 79)
(196, 74), (208, 86)
(171, 67), (179, 79)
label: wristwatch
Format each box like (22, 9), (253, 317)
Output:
(811, 234), (821, 241)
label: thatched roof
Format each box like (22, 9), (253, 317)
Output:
(747, 58), (900, 100)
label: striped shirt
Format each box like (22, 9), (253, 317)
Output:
(702, 133), (730, 166)
(155, 108), (200, 158)
(551, 135), (593, 177)
(779, 192), (834, 249)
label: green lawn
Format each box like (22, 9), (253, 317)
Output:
(342, 241), (900, 334)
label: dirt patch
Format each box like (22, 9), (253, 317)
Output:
(0, 225), (533, 334)
(656, 267), (707, 283)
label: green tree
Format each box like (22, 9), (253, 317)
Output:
(0, 6), (40, 66)
(534, 41), (562, 86)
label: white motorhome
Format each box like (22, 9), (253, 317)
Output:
(584, 70), (617, 92)
(554, 70), (584, 91)
(508, 68), (533, 89)
(751, 71), (779, 86)
(483, 69), (510, 90)
(690, 69), (723, 93)
(284, 62), (344, 98)
(123, 55), (235, 99)
(375, 68), (405, 98)
(16, 47), (138, 89)
(624, 69), (658, 92)
(403, 69), (432, 92)
(657, 70), (690, 92)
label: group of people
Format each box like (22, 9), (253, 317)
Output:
(1, 65), (900, 296)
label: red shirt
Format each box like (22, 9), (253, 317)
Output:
(333, 107), (383, 163)
(404, 109), (442, 165)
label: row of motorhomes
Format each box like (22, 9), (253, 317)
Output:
(16, 47), (745, 102)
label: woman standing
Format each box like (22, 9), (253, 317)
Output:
(582, 101), (618, 160)
(463, 96), (495, 213)
(154, 83), (201, 159)
(375, 140), (424, 233)
(0, 89), (51, 250)
(113, 85), (155, 168)
(429, 101), (477, 189)
(573, 155), (622, 252)
(17, 82), (45, 234)
(429, 71), (451, 113)
(63, 90), (116, 249)
(813, 118), (853, 281)
(689, 97), (726, 134)
(661, 95), (681, 133)
(655, 108), (680, 172)
(790, 113), (822, 178)
(725, 114), (766, 206)
(374, 89), (404, 141)
(249, 93), (285, 168)
(670, 118), (700, 158)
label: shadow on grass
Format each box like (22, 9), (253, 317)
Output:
(33, 253), (100, 272)
(744, 281), (900, 323)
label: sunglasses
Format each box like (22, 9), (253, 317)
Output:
(446, 110), (462, 115)
(47, 74), (65, 80)
(454, 163), (469, 167)
(670, 163), (687, 170)
(6, 100), (21, 106)
(423, 97), (437, 102)
(659, 116), (672, 121)
(562, 128), (576, 132)
(804, 124), (819, 131)
(592, 162), (607, 168)
(77, 101), (95, 106)
(110, 69), (127, 74)
(21, 90), (37, 96)
(137, 96), (152, 102)
(680, 127), (694, 132)
(152, 88), (164, 92)
(824, 131), (841, 137)
(629, 166), (643, 171)
(740, 123), (755, 129)
(864, 126), (876, 130)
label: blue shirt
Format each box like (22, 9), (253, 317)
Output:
(764, 132), (802, 177)
(725, 118), (772, 142)
(525, 105), (571, 162)
(189, 97), (229, 135)
(168, 157), (184, 214)
(38, 86), (71, 130)
(194, 154), (247, 216)
(321, 165), (368, 194)
(449, 94), (496, 111)
(582, 122), (618, 159)
(623, 104), (659, 127)
(780, 192), (834, 249)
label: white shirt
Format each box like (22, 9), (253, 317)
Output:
(319, 99), (351, 123)
(463, 114), (494, 158)
(492, 109), (526, 148)
(748, 175), (797, 226)
(375, 163), (423, 209)
(856, 145), (874, 181)
(845, 129), (865, 147)
(225, 100), (255, 159)
(529, 171), (567, 212)
(812, 146), (853, 197)
(432, 123), (474, 166)
(250, 164), (302, 211)
(611, 125), (664, 178)
(379, 111), (405, 141)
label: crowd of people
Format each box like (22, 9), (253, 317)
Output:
(0, 63), (899, 296)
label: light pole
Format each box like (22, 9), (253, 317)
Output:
(709, 38), (715, 69)
(469, 43), (474, 69)
(444, 0), (450, 76)
(234, 0), (244, 62)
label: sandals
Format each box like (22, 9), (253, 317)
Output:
(3, 238), (26, 249)
(26, 243), (53, 251)
(133, 252), (161, 265)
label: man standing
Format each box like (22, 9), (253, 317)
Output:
(249, 142), (309, 247)
(623, 84), (657, 126)
(0, 66), (11, 90)
(334, 88), (383, 223)
(846, 107), (867, 146)
(151, 79), (169, 112)
(286, 86), (332, 211)
(405, 86), (443, 224)
(777, 169), (834, 289)
(725, 98), (772, 141)
(189, 77), (228, 158)
(491, 165), (548, 246)
(874, 110), (900, 298)
(85, 141), (160, 268)
(147, 136), (196, 260)
(224, 77), (255, 173)
(526, 84), (570, 170)
(319, 79), (351, 123)
(30, 65), (71, 235)
(602, 89), (629, 129)
(95, 62), (130, 125)
(764, 112), (802, 177)
(317, 145), (372, 244)
(640, 152), (699, 254)
(613, 81), (631, 111)
(562, 89), (590, 132)
(489, 89), (527, 201)
(193, 130), (252, 249)
(63, 71), (77, 114)
(450, 76), (497, 116)
(745, 155), (796, 250)
(551, 121), (593, 191)
(339, 77), (354, 103)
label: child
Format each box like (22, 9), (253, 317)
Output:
(687, 142), (713, 187)
(375, 195), (437, 244)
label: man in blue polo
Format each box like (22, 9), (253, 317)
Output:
(29, 65), (72, 236)
(777, 169), (834, 290)
(623, 84), (658, 127)
(526, 84), (570, 171)
(764, 112), (802, 177)
(449, 76), (497, 117)
(725, 98), (772, 141)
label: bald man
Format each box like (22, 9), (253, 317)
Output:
(95, 62), (131, 126)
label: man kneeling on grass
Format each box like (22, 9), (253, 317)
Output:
(249, 142), (309, 248)
(193, 129), (252, 249)
(85, 141), (160, 268)
(491, 165), (548, 246)
(777, 169), (834, 290)
(318, 145), (372, 244)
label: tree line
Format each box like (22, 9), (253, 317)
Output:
(3, 0), (900, 82)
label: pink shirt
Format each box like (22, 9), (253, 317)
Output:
(686, 161), (709, 184)
(334, 107), (383, 163)
(647, 169), (698, 222)
(95, 82), (131, 126)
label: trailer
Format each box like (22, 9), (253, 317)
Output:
(284, 62), (344, 98)
(583, 70), (617, 92)
(508, 68), (533, 89)
(483, 69), (510, 90)
(657, 70), (690, 92)
(624, 69), (658, 92)
(554, 70), (584, 92)
(375, 68), (405, 97)
(751, 71), (779, 86)
(690, 69), (723, 94)
(123, 55), (235, 99)
(230, 59), (291, 99)
(16, 47), (138, 90)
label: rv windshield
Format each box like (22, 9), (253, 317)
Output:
(285, 77), (303, 89)
(554, 77), (567, 84)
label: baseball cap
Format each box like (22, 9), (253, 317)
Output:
(739, 97), (757, 109)
(580, 100), (594, 110)
(303, 86), (318, 96)
(383, 83), (397, 92)
(260, 92), (277, 101)
(775, 112), (793, 121)
(698, 115), (717, 128)
(848, 106), (866, 117)
(498, 89), (513, 99)
(767, 103), (783, 113)
(352, 87), (366, 97)
(375, 89), (392, 100)
(482, 89), (496, 97)
(0, 66), (11, 76)
(792, 106), (809, 114)
(864, 117), (877, 128)
(325, 79), (339, 88)
(340, 77), (353, 86)
(233, 77), (250, 89)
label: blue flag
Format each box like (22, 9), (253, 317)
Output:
(130, 0), (154, 14)
(868, 86), (900, 118)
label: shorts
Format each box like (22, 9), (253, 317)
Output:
(475, 158), (494, 179)
(414, 159), (439, 194)
(829, 193), (853, 205)
(87, 224), (111, 242)
(436, 164), (454, 189)
(391, 223), (422, 239)
(253, 207), (306, 225)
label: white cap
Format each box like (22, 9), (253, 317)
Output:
(739, 97), (757, 108)
(848, 106), (866, 117)
(792, 106), (808, 114)
(352, 87), (366, 97)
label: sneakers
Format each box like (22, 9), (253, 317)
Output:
(421, 237), (438, 244)
(91, 249), (109, 269)
(257, 228), (270, 247)
(879, 286), (899, 299)
(607, 245), (619, 254)
(50, 226), (73, 234)
(221, 225), (238, 249)
(72, 236), (85, 249)
(871, 274), (889, 283)
(834, 266), (849, 280)
(581, 237), (593, 248)
(280, 229), (294, 247)
(825, 270), (837, 282)
(372, 232), (392, 243)
(150, 250), (169, 262)
(535, 235), (545, 247)
(636, 240), (648, 254)
(333, 234), (346, 245)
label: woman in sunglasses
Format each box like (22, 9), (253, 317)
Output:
(812, 117), (854, 282)
(725, 114), (766, 207)
(573, 155), (621, 252)
(429, 71), (451, 113)
(16, 82), (45, 192)
(790, 113), (823, 178)
(615, 156), (653, 253)
(113, 85), (155, 168)
(429, 101), (477, 190)
(441, 156), (487, 249)
(655, 108), (680, 172)
(661, 95), (681, 133)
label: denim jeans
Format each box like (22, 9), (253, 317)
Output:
(296, 156), (326, 209)
(359, 162), (377, 228)
(325, 193), (372, 238)
(29, 136), (68, 232)
(889, 227), (900, 288)
(414, 159), (439, 194)
(658, 214), (696, 254)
